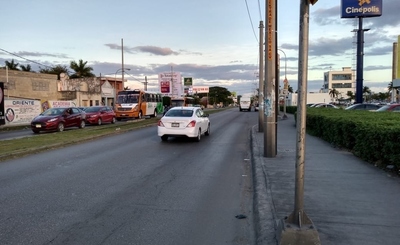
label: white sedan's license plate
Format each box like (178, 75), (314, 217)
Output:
(35, 124), (42, 128)
(171, 123), (179, 127)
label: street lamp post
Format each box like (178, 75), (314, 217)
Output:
(278, 49), (288, 119)
(114, 68), (131, 107)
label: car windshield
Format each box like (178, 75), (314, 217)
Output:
(165, 109), (193, 117)
(345, 104), (358, 110)
(376, 105), (390, 112)
(117, 94), (139, 104)
(42, 108), (64, 116)
(84, 107), (101, 112)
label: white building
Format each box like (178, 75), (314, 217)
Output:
(322, 67), (355, 100)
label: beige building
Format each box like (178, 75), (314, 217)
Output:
(322, 67), (356, 99)
(0, 69), (103, 108)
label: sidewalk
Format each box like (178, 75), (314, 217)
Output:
(251, 113), (400, 245)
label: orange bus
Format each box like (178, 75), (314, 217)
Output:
(170, 97), (195, 107)
(115, 89), (164, 120)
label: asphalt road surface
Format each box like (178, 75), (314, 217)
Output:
(0, 108), (258, 245)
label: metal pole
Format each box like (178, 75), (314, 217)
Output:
(259, 21), (264, 132)
(121, 38), (125, 90)
(144, 76), (148, 91)
(392, 42), (398, 103)
(292, 0), (309, 226)
(356, 17), (366, 104)
(264, 0), (276, 157)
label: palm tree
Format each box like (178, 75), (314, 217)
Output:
(69, 59), (95, 78)
(288, 85), (293, 93)
(363, 86), (371, 102)
(329, 88), (339, 101)
(5, 59), (20, 70)
(20, 64), (33, 72)
(39, 65), (70, 79)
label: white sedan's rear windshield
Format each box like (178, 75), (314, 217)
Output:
(166, 110), (193, 117)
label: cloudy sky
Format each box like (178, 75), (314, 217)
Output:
(1, 0), (399, 96)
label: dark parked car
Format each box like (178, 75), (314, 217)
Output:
(31, 107), (86, 133)
(84, 106), (116, 125)
(344, 103), (382, 111)
(375, 104), (400, 112)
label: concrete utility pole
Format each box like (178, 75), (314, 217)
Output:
(278, 1), (321, 244)
(121, 38), (125, 89)
(264, 0), (276, 157)
(259, 21), (265, 132)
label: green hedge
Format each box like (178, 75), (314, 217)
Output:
(305, 108), (400, 169)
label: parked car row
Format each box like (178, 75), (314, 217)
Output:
(306, 102), (400, 112)
(30, 106), (116, 133)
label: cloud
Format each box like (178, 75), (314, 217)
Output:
(105, 43), (183, 56)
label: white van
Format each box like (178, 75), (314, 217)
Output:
(239, 97), (252, 111)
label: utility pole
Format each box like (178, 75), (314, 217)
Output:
(121, 38), (125, 90)
(144, 76), (148, 91)
(278, 1), (320, 244)
(264, 0), (276, 157)
(259, 21), (264, 132)
(392, 42), (398, 103)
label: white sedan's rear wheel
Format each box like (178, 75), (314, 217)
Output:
(195, 129), (201, 142)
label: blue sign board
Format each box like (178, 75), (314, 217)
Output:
(341, 0), (382, 18)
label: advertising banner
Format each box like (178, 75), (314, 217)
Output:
(4, 99), (41, 126)
(0, 82), (5, 125)
(41, 100), (77, 112)
(192, 86), (209, 94)
(341, 0), (382, 18)
(159, 72), (182, 97)
(184, 77), (193, 86)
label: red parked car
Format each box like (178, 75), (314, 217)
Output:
(31, 107), (86, 133)
(83, 106), (116, 125)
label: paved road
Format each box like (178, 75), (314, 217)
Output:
(0, 108), (257, 245)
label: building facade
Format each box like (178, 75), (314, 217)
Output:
(322, 67), (355, 99)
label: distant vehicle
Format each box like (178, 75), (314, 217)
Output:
(375, 104), (400, 112)
(30, 107), (86, 133)
(170, 97), (195, 107)
(345, 103), (382, 111)
(157, 106), (210, 142)
(239, 96), (252, 111)
(313, 103), (339, 109)
(84, 106), (116, 125)
(115, 89), (164, 120)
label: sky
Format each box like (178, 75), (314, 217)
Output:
(1, 0), (399, 97)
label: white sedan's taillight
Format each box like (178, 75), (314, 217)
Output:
(158, 120), (165, 127)
(186, 120), (196, 128)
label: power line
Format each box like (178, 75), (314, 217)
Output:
(0, 48), (53, 69)
(257, 0), (263, 21)
(244, 0), (258, 43)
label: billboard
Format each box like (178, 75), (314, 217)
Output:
(158, 72), (182, 97)
(4, 99), (41, 126)
(192, 86), (209, 94)
(341, 0), (382, 18)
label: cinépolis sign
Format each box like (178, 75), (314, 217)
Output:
(341, 0), (382, 18)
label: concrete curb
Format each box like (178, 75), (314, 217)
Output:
(250, 125), (278, 245)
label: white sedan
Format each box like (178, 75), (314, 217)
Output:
(157, 106), (210, 142)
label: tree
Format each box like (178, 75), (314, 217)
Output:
(209, 86), (234, 106)
(329, 88), (339, 101)
(5, 59), (20, 70)
(363, 86), (371, 102)
(124, 86), (130, 90)
(387, 82), (393, 94)
(69, 59), (95, 78)
(346, 91), (355, 101)
(20, 64), (33, 72)
(288, 85), (293, 93)
(39, 65), (70, 79)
